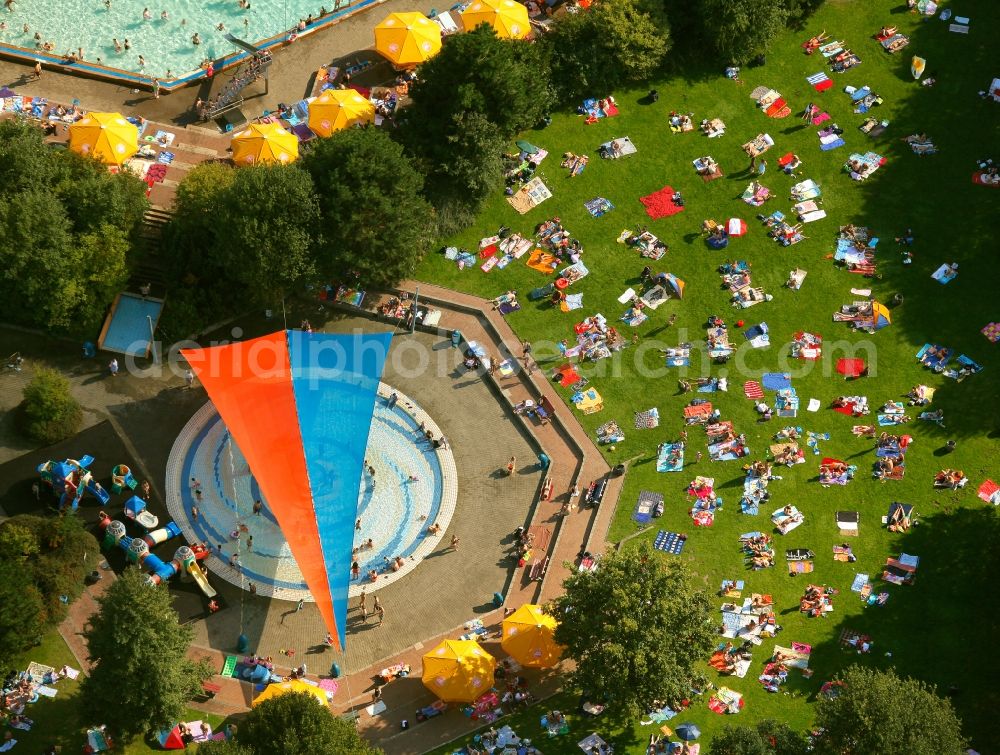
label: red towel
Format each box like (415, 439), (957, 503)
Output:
(836, 358), (866, 377)
(744, 381), (764, 399)
(480, 244), (498, 259)
(814, 78), (834, 92)
(603, 103), (619, 117)
(640, 186), (684, 219)
(833, 403), (856, 416)
(765, 98), (786, 116)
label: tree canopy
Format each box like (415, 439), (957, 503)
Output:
(163, 163), (319, 334)
(0, 120), (146, 332)
(302, 127), (435, 288)
(550, 542), (715, 716)
(813, 666), (967, 755)
(80, 568), (210, 740)
(697, 0), (789, 65)
(710, 720), (810, 755)
(545, 0), (670, 101)
(401, 27), (548, 217)
(0, 515), (98, 668)
(237, 692), (382, 755)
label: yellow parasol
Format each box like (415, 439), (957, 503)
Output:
(421, 639), (495, 702)
(374, 12), (441, 67)
(308, 89), (376, 137)
(501, 604), (563, 668)
(230, 122), (299, 165)
(462, 0), (531, 39)
(252, 679), (328, 707)
(68, 112), (138, 165)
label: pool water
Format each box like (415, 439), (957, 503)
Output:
(167, 389), (456, 600)
(0, 0), (350, 78)
(100, 292), (162, 357)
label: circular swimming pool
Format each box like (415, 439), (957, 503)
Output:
(165, 384), (457, 600)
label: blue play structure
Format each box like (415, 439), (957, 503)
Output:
(37, 455), (110, 511)
(97, 292), (163, 358)
(124, 496), (159, 530)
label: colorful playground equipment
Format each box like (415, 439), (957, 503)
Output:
(37, 455), (110, 511)
(96, 512), (215, 597)
(111, 464), (137, 494)
(123, 495), (159, 530)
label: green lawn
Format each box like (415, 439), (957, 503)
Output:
(7, 629), (226, 753)
(418, 0), (1000, 751)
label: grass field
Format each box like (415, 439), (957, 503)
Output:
(8, 629), (225, 753)
(418, 0), (1000, 751)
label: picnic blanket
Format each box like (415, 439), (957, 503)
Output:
(744, 323), (770, 348)
(526, 249), (559, 274)
(599, 136), (636, 157)
(640, 186), (685, 219)
(635, 407), (660, 429)
(708, 686), (744, 715)
(762, 372), (791, 391)
(584, 197), (614, 217)
(654, 530), (686, 555)
(507, 177), (552, 213)
(657, 443), (685, 472)
(978, 480), (1000, 505)
(633, 490), (664, 524)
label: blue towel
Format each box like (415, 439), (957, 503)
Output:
(762, 372), (792, 390)
(820, 138), (846, 151)
(851, 86), (871, 102)
(654, 530), (686, 554)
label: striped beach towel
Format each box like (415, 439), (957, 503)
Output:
(744, 381), (764, 399)
(807, 72), (833, 92)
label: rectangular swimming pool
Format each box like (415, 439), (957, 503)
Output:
(99, 292), (163, 357)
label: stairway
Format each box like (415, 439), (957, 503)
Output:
(129, 208), (172, 295)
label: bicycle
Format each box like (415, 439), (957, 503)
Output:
(3, 352), (23, 372)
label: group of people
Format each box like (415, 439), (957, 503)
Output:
(799, 584), (834, 617)
(743, 532), (774, 569)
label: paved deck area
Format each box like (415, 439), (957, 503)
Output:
(0, 277), (626, 753)
(0, 0), (440, 132)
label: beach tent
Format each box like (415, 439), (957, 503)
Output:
(181, 331), (391, 651)
(870, 301), (891, 330)
(727, 218), (748, 236)
(374, 12), (441, 67)
(422, 640), (495, 702)
(253, 679), (328, 707)
(231, 122), (299, 165)
(308, 89), (375, 137)
(989, 78), (1000, 103)
(156, 725), (185, 750)
(501, 604), (563, 668)
(69, 112), (138, 165)
(664, 273), (686, 299)
(462, 0), (531, 39)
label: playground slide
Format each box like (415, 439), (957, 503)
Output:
(86, 480), (111, 505)
(187, 560), (217, 598)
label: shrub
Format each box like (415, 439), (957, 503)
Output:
(19, 368), (83, 445)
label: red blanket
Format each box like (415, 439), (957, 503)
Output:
(836, 358), (866, 377)
(640, 186), (684, 219)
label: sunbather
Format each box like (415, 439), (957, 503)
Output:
(888, 505), (910, 532)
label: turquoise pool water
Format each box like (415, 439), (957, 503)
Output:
(100, 292), (162, 357)
(167, 390), (455, 599)
(0, 0), (352, 79)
